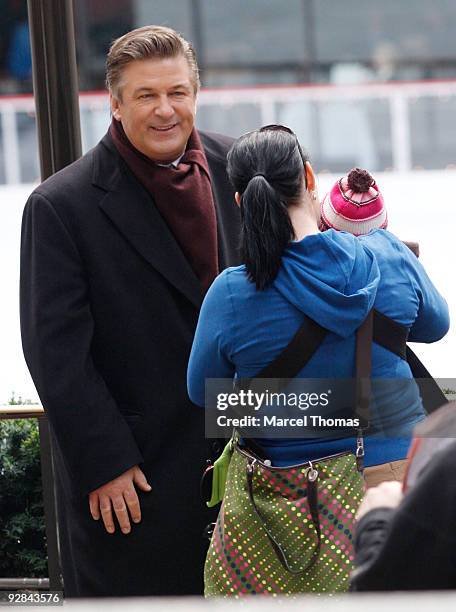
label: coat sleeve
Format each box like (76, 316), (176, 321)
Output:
(20, 192), (143, 496)
(351, 447), (456, 590)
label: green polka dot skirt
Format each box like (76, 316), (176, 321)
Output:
(204, 447), (364, 596)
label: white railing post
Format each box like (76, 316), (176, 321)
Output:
(1, 105), (21, 185)
(259, 98), (277, 126)
(390, 92), (412, 172)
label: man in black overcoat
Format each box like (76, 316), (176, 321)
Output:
(20, 25), (240, 597)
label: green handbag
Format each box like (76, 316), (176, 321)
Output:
(203, 312), (373, 596)
(205, 442), (364, 595)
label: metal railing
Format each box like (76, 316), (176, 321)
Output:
(0, 406), (62, 591)
(2, 79), (456, 184)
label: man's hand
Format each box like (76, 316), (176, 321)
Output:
(356, 480), (403, 521)
(89, 465), (152, 534)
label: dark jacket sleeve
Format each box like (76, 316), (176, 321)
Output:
(20, 191), (143, 496)
(351, 447), (456, 591)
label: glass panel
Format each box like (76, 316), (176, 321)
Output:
(85, 0), (133, 57)
(0, 2), (32, 95)
(80, 105), (111, 153)
(196, 103), (263, 138)
(277, 98), (392, 173)
(0, 120), (5, 184)
(409, 96), (456, 170)
(133, 0), (193, 39)
(203, 68), (304, 87)
(17, 111), (39, 183)
(201, 0), (306, 65)
(315, 0), (456, 66)
(74, 0), (134, 88)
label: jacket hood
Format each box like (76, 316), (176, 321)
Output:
(274, 230), (380, 337)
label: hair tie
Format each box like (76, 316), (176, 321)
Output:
(252, 172), (266, 180)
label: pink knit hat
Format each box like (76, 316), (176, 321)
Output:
(320, 168), (387, 236)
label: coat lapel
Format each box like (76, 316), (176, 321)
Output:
(93, 134), (204, 309)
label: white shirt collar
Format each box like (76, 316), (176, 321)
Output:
(156, 153), (185, 169)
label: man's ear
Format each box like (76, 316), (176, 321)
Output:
(305, 161), (316, 192)
(234, 192), (241, 207)
(110, 93), (122, 121)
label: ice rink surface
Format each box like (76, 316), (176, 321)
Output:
(1, 170), (454, 404)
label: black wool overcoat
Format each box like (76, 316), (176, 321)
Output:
(20, 130), (241, 596)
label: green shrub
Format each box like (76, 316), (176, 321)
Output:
(0, 417), (47, 577)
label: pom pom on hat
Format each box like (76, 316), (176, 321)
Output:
(320, 167), (387, 236)
(347, 167), (374, 192)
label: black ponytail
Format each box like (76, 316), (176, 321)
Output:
(239, 176), (294, 290)
(227, 128), (308, 290)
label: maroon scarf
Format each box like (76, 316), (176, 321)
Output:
(110, 118), (218, 291)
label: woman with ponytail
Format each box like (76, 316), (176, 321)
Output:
(187, 126), (449, 595)
(229, 128), (301, 290)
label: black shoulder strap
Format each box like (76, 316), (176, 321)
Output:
(236, 315), (327, 392)
(373, 309), (408, 359)
(238, 310), (373, 394)
(256, 315), (327, 380)
(372, 310), (447, 414)
(238, 308), (445, 413)
(247, 309), (405, 384)
(406, 346), (447, 413)
(356, 310), (373, 421)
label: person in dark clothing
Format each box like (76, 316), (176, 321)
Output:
(351, 401), (456, 590)
(20, 25), (240, 597)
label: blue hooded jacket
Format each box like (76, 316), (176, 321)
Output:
(188, 229), (449, 466)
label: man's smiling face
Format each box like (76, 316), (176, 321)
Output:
(110, 55), (197, 163)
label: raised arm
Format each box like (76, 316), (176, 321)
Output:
(405, 249), (449, 342)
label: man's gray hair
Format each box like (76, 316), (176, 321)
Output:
(106, 25), (200, 99)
